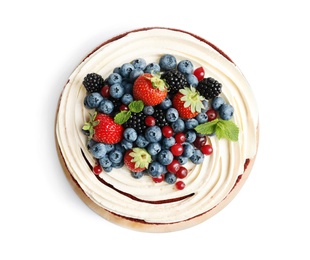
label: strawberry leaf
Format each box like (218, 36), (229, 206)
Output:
(114, 111), (131, 125)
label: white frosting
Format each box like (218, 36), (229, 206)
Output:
(56, 28), (258, 224)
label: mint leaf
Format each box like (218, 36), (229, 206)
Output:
(114, 111), (131, 125)
(195, 119), (218, 135)
(128, 100), (144, 113)
(215, 119), (239, 141)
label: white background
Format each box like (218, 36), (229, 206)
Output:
(1, 0), (310, 259)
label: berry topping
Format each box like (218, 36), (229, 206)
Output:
(83, 112), (124, 144)
(133, 73), (168, 106)
(83, 73), (104, 93)
(124, 148), (151, 172)
(193, 67), (205, 81)
(82, 54), (239, 189)
(197, 77), (222, 100)
(175, 181), (186, 190)
(161, 70), (188, 95)
(172, 87), (205, 119)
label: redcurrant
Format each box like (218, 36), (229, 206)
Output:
(145, 116), (156, 126)
(100, 85), (110, 98)
(93, 165), (102, 175)
(206, 109), (217, 121)
(175, 132), (186, 143)
(166, 159), (180, 174)
(170, 143), (184, 156)
(175, 181), (185, 190)
(193, 67), (205, 81)
(162, 125), (174, 138)
(201, 144), (213, 155)
(176, 166), (188, 179)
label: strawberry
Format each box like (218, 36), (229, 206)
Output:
(124, 148), (151, 172)
(133, 73), (168, 106)
(83, 112), (124, 144)
(172, 87), (205, 119)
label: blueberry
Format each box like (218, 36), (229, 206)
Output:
(190, 149), (205, 164)
(177, 60), (194, 75)
(103, 166), (113, 172)
(158, 97), (172, 110)
(104, 144), (115, 153)
(121, 93), (134, 105)
(186, 74), (198, 87)
(143, 106), (154, 115)
(162, 137), (176, 149)
(122, 82), (133, 94)
(148, 161), (165, 177)
(99, 155), (112, 168)
(185, 130), (196, 143)
(121, 139), (133, 150)
(201, 99), (209, 112)
(157, 150), (174, 165)
(135, 135), (150, 148)
(85, 92), (104, 108)
(171, 118), (185, 133)
(87, 139), (98, 149)
(212, 97), (226, 111)
(120, 63), (135, 78)
(108, 150), (123, 164)
(90, 143), (107, 159)
(112, 161), (124, 169)
(177, 156), (188, 165)
(195, 112), (208, 123)
(109, 83), (124, 99)
(147, 142), (162, 156)
(113, 67), (121, 74)
(166, 107), (179, 122)
(107, 73), (122, 85)
(129, 69), (144, 82)
(185, 118), (199, 129)
(164, 172), (177, 184)
(114, 143), (125, 154)
(144, 62), (161, 74)
(145, 126), (162, 143)
(219, 104), (234, 120)
(123, 128), (138, 142)
(131, 58), (147, 70)
(182, 143), (194, 158)
(131, 171), (144, 179)
(159, 54), (177, 71)
(98, 99), (114, 114)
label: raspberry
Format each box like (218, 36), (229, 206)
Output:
(83, 73), (104, 93)
(196, 77), (222, 100)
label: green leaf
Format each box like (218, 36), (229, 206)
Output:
(128, 100), (144, 113)
(195, 119), (218, 135)
(114, 111), (131, 125)
(215, 119), (239, 141)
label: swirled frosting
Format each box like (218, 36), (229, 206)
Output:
(56, 28), (258, 225)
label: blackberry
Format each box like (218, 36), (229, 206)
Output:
(161, 70), (188, 95)
(82, 73), (104, 93)
(124, 112), (147, 135)
(153, 108), (168, 128)
(196, 77), (222, 100)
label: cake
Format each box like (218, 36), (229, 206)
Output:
(55, 27), (259, 232)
